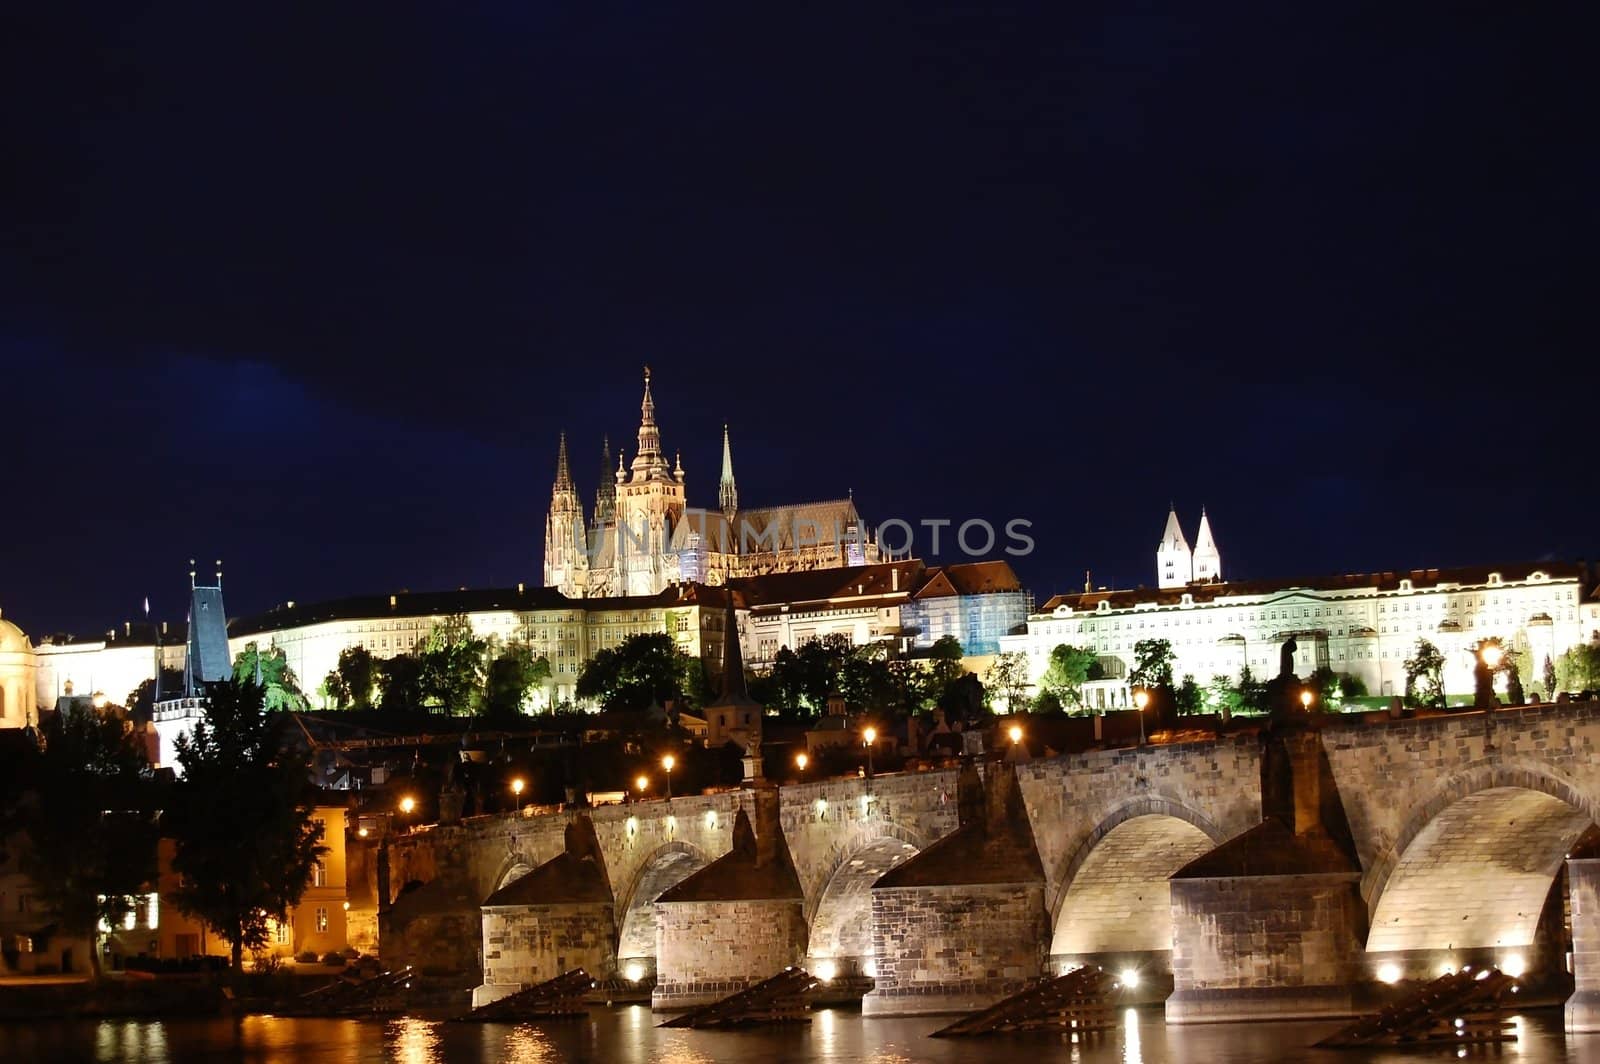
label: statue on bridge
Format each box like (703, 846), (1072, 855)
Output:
(1279, 635), (1299, 680)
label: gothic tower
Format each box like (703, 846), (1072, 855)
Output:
(1157, 505), (1193, 589)
(543, 432), (588, 596)
(718, 424), (738, 527)
(615, 368), (687, 597)
(593, 434), (616, 528)
(1192, 508), (1222, 583)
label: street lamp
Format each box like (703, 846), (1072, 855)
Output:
(1300, 688), (1314, 712)
(1133, 689), (1149, 746)
(661, 754), (675, 799)
(398, 795), (417, 832)
(862, 726), (877, 779)
(795, 752), (808, 780)
(635, 774), (650, 799)
(510, 777), (526, 811)
(1008, 723), (1024, 746)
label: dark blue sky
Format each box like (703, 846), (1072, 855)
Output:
(1, 5), (1593, 636)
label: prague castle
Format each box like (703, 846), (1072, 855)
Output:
(545, 368), (878, 598)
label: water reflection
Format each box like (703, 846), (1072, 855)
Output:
(0, 1004), (1591, 1063)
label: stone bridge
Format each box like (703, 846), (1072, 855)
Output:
(370, 700), (1600, 1030)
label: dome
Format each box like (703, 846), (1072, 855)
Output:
(0, 616), (33, 655)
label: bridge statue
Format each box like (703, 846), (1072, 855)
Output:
(1278, 634), (1298, 679)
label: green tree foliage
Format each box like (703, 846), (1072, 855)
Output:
(1207, 665), (1268, 718)
(483, 642), (553, 719)
(417, 614), (489, 714)
(1543, 655), (1558, 699)
(1175, 674), (1203, 715)
(1039, 644), (1099, 711)
(576, 633), (697, 711)
(232, 642), (307, 712)
(984, 650), (1031, 712)
(927, 636), (967, 691)
(1338, 673), (1369, 699)
(323, 646), (381, 710)
(1556, 644), (1600, 693)
(1128, 638), (1176, 692)
(376, 653), (424, 712)
(166, 680), (325, 974)
(4, 709), (158, 978)
(1403, 638), (1446, 709)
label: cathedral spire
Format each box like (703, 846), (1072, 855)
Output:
(718, 423), (738, 522)
(554, 431), (572, 490)
(631, 365), (663, 478)
(593, 434), (616, 526)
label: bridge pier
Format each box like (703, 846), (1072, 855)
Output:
(1568, 858), (1600, 1033)
(1166, 727), (1364, 1023)
(863, 761), (1048, 1017)
(651, 788), (807, 1010)
(471, 817), (617, 1008)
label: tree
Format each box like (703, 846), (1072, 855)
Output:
(1039, 644), (1099, 711)
(232, 642), (307, 712)
(483, 643), (552, 719)
(1403, 638), (1446, 709)
(1176, 674), (1203, 715)
(927, 636), (967, 692)
(576, 633), (697, 711)
(1543, 655), (1558, 699)
(984, 651), (1031, 712)
(1338, 673), (1369, 700)
(323, 646), (381, 710)
(1556, 644), (1600, 694)
(166, 680), (325, 975)
(376, 653), (424, 713)
(4, 709), (158, 978)
(1128, 639), (1176, 692)
(417, 614), (489, 714)
(1207, 665), (1268, 719)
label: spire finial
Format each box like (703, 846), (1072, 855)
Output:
(554, 431), (572, 489)
(719, 423), (738, 520)
(189, 559), (196, 589)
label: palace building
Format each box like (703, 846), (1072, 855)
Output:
(545, 368), (878, 598)
(1000, 508), (1600, 706)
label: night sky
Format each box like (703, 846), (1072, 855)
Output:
(1, 5), (1593, 637)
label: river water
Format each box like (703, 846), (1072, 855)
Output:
(2, 1006), (1597, 1063)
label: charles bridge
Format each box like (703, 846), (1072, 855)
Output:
(360, 700), (1600, 1030)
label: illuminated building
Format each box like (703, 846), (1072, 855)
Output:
(1001, 510), (1599, 705)
(545, 368), (878, 598)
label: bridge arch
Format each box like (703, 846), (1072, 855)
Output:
(1361, 762), (1600, 983)
(1045, 796), (1226, 976)
(487, 855), (536, 897)
(613, 841), (713, 974)
(802, 822), (926, 981)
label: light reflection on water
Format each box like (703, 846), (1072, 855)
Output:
(0, 1005), (1595, 1063)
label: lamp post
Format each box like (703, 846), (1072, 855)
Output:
(398, 795), (417, 833)
(795, 751), (808, 781)
(510, 777), (525, 812)
(635, 774), (650, 800)
(1299, 688), (1314, 713)
(862, 726), (877, 780)
(1133, 689), (1149, 746)
(1477, 642), (1503, 750)
(661, 754), (675, 799)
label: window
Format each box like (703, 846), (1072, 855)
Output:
(275, 920), (290, 945)
(311, 862), (326, 888)
(315, 907), (329, 933)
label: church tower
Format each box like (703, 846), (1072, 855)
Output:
(718, 424), (738, 527)
(1156, 505), (1193, 589)
(544, 432), (588, 596)
(1192, 508), (1222, 583)
(593, 434), (616, 528)
(615, 368), (687, 597)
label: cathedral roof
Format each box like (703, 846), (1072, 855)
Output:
(730, 560), (926, 608)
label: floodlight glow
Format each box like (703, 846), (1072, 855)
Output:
(815, 960), (837, 983)
(1119, 968), (1140, 988)
(1377, 963), (1402, 984)
(1501, 954), (1526, 978)
(625, 963), (644, 983)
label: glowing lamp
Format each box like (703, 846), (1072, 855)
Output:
(1008, 724), (1023, 744)
(1300, 689), (1313, 709)
(510, 778), (525, 796)
(398, 796), (416, 815)
(1481, 643), (1504, 669)
(1133, 690), (1150, 710)
(863, 726), (877, 745)
(625, 963), (645, 983)
(1118, 968), (1140, 989)
(635, 775), (649, 794)
(795, 752), (808, 771)
(661, 754), (675, 773)
(1501, 954), (1526, 978)
(1376, 963), (1402, 984)
(815, 960), (837, 983)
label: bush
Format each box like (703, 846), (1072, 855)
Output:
(297, 950), (320, 964)
(322, 951), (346, 967)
